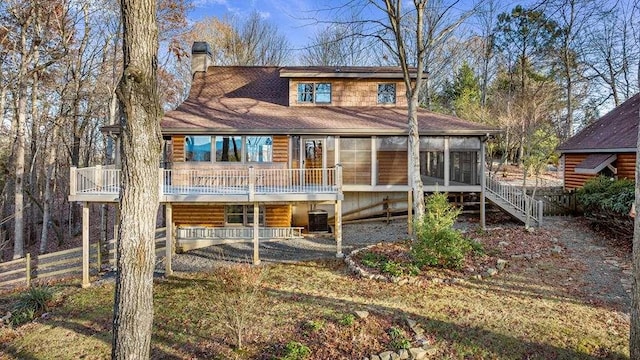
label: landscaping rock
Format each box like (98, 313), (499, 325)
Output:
(406, 318), (417, 328)
(379, 351), (395, 360)
(496, 259), (508, 270)
(551, 245), (563, 254)
(398, 349), (410, 359)
(355, 310), (369, 319)
(409, 347), (427, 360)
(486, 268), (498, 277)
(498, 241), (509, 246)
(472, 274), (482, 281)
(370, 355), (381, 360)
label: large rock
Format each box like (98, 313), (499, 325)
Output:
(496, 259), (508, 270)
(398, 349), (410, 359)
(379, 351), (395, 360)
(355, 310), (369, 319)
(409, 347), (427, 360)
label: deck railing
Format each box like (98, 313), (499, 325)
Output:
(176, 226), (304, 240)
(70, 166), (341, 197)
(485, 174), (543, 225)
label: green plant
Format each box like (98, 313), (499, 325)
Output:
(280, 341), (311, 360)
(577, 176), (634, 215)
(10, 286), (54, 326)
(387, 326), (411, 350)
(412, 192), (478, 269)
(360, 252), (388, 269)
(303, 319), (325, 332)
(338, 313), (355, 327)
(360, 251), (420, 277)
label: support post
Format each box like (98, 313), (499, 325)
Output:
(165, 203), (173, 276)
(69, 167), (77, 196)
(253, 202), (260, 265)
(537, 200), (544, 227)
(82, 202), (90, 288)
(113, 205), (120, 266)
(407, 190), (413, 236)
(25, 253), (31, 287)
(480, 141), (486, 230)
(248, 166), (255, 202)
(335, 200), (343, 257)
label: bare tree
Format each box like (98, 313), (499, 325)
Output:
(632, 85), (640, 357)
(111, 0), (163, 357)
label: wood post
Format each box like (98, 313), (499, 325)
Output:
(113, 205), (120, 266)
(165, 204), (173, 276)
(25, 253), (31, 287)
(480, 141), (486, 230)
(81, 202), (90, 288)
(248, 166), (255, 202)
(335, 200), (343, 257)
(253, 202), (260, 265)
(407, 190), (413, 236)
(69, 167), (77, 196)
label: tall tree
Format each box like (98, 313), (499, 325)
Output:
(111, 0), (162, 358)
(632, 94), (640, 358)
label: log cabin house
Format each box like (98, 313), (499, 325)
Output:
(69, 42), (502, 284)
(558, 93), (639, 190)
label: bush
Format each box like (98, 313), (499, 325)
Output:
(10, 286), (54, 326)
(577, 176), (634, 215)
(280, 341), (311, 360)
(359, 251), (420, 277)
(387, 326), (411, 350)
(211, 264), (264, 350)
(412, 193), (479, 269)
(338, 313), (355, 327)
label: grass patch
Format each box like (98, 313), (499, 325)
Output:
(0, 251), (630, 359)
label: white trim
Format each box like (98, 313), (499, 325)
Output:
(574, 154), (617, 174)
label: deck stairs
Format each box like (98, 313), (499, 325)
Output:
(484, 174), (544, 226)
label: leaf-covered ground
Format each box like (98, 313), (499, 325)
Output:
(0, 217), (631, 359)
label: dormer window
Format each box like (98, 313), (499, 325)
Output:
(378, 83), (396, 104)
(297, 83), (331, 104)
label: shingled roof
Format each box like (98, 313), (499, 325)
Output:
(558, 93), (640, 153)
(161, 66), (499, 136)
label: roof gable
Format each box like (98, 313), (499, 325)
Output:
(558, 93), (639, 152)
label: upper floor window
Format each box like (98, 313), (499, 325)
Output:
(297, 83), (331, 103)
(378, 83), (396, 104)
(185, 135), (211, 161)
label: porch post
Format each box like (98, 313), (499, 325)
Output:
(113, 204), (120, 266)
(335, 200), (343, 257)
(480, 140), (486, 230)
(165, 203), (173, 276)
(253, 202), (260, 265)
(81, 202), (90, 288)
(407, 190), (413, 236)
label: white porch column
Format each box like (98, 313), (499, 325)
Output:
(444, 137), (450, 187)
(81, 202), (90, 288)
(113, 205), (120, 266)
(407, 190), (413, 236)
(335, 200), (343, 257)
(253, 203), (260, 265)
(165, 203), (173, 276)
(480, 140), (486, 230)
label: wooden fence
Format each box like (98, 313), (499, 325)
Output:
(0, 235), (166, 290)
(533, 188), (578, 216)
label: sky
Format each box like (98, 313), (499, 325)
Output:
(189, 0), (324, 51)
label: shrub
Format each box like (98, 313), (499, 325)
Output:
(10, 286), (54, 326)
(280, 341), (311, 360)
(338, 313), (355, 327)
(360, 251), (420, 277)
(577, 176), (634, 215)
(303, 319), (325, 332)
(387, 326), (411, 350)
(211, 264), (264, 350)
(412, 193), (479, 269)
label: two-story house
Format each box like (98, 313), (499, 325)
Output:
(70, 42), (500, 279)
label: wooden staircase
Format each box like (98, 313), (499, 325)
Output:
(484, 174), (544, 226)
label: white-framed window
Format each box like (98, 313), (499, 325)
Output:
(185, 135), (212, 161)
(225, 205), (265, 226)
(297, 82), (331, 103)
(340, 138), (372, 185)
(377, 83), (396, 104)
(185, 135), (273, 163)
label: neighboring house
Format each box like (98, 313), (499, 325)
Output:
(558, 93), (639, 190)
(69, 42), (501, 281)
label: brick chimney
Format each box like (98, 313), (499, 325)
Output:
(191, 42), (213, 75)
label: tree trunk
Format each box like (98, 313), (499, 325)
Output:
(111, 0), (162, 358)
(408, 95), (425, 219)
(12, 89), (26, 259)
(40, 124), (59, 254)
(630, 106), (640, 357)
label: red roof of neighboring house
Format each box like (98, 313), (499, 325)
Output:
(160, 66), (499, 136)
(558, 93), (639, 153)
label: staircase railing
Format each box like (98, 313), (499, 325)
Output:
(485, 174), (544, 226)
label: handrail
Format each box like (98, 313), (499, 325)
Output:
(485, 174), (543, 226)
(70, 165), (341, 197)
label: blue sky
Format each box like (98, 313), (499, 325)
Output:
(190, 0), (323, 50)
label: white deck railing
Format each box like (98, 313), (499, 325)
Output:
(70, 166), (342, 197)
(176, 226), (304, 239)
(485, 174), (543, 225)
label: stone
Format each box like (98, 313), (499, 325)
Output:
(370, 355), (381, 360)
(496, 259), (508, 270)
(486, 268), (498, 277)
(413, 326), (425, 335)
(551, 245), (563, 254)
(398, 349), (410, 359)
(406, 318), (417, 328)
(390, 352), (400, 359)
(398, 278), (409, 285)
(355, 310), (369, 319)
(498, 241), (509, 247)
(424, 347), (438, 356)
(511, 254), (525, 259)
(431, 278), (443, 284)
(379, 351), (395, 360)
(409, 347), (427, 360)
